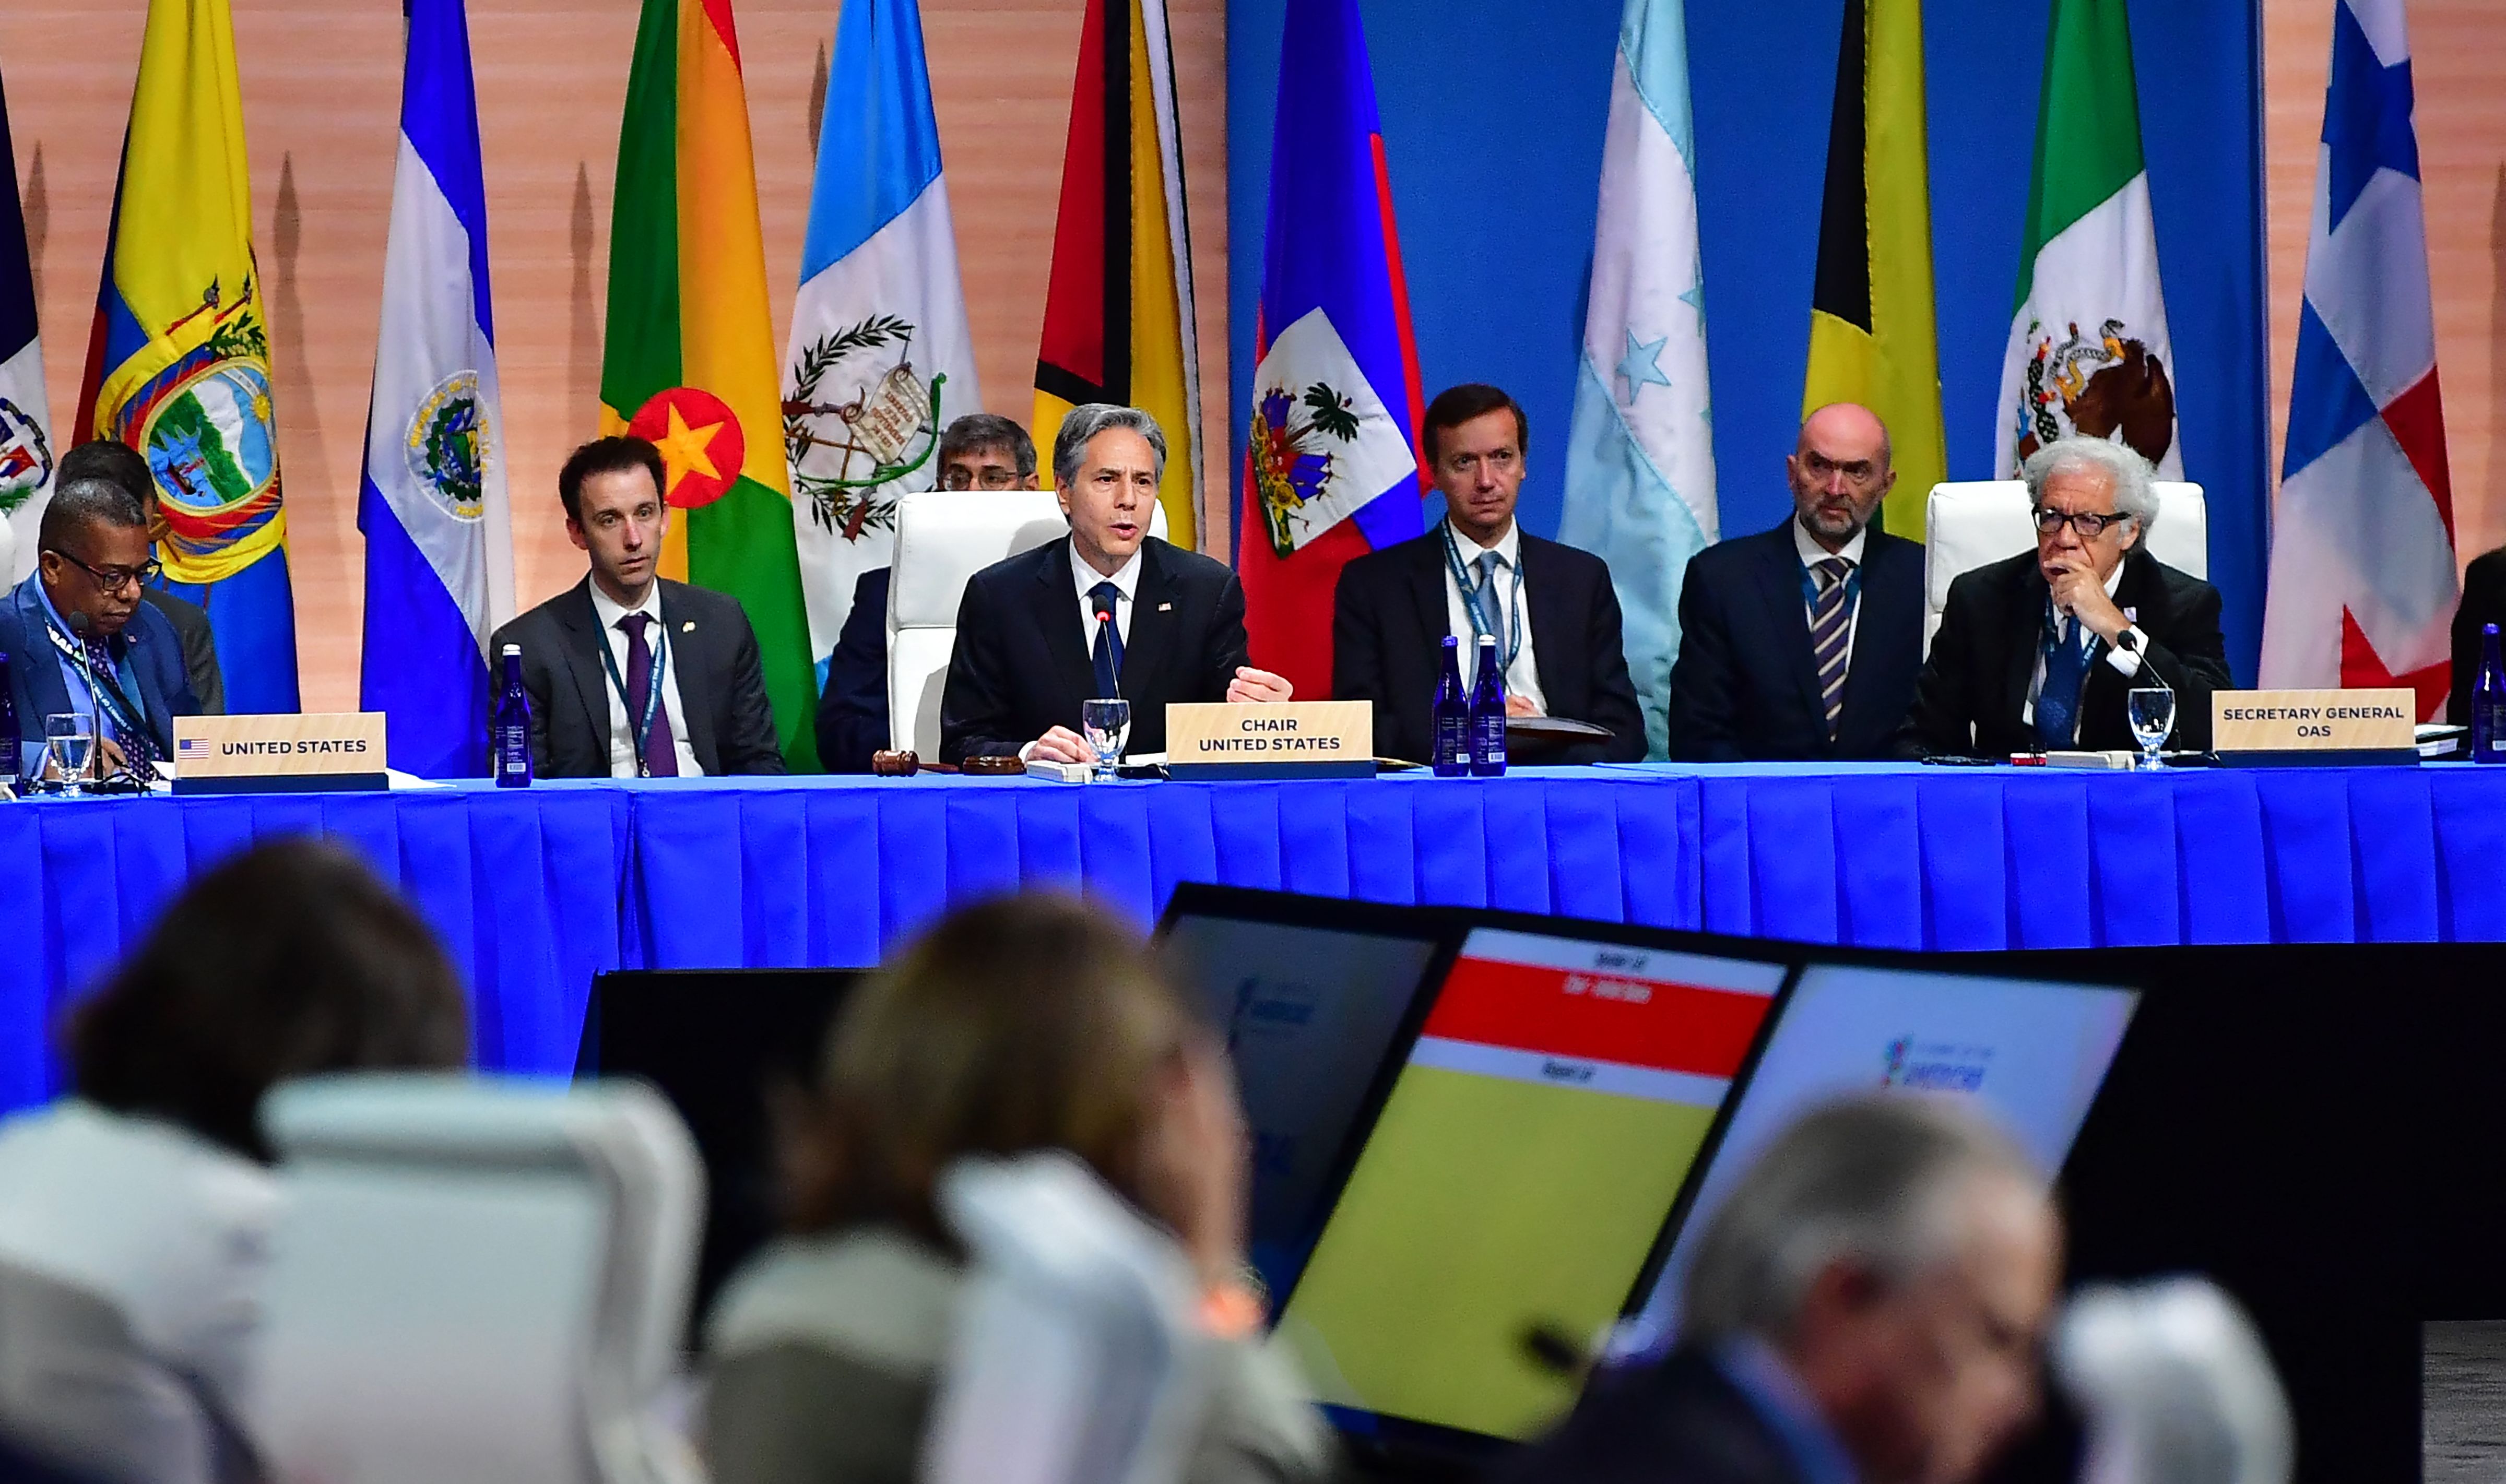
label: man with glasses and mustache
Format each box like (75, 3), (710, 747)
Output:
(1911, 436), (2230, 758)
(0, 477), (201, 780)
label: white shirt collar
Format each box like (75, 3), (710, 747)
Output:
(1792, 518), (1868, 570)
(1071, 541), (1145, 605)
(1445, 517), (1522, 568)
(2102, 558), (2127, 598)
(587, 577), (663, 633)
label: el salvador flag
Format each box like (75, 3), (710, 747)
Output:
(1559, 0), (1716, 761)
(358, 0), (513, 777)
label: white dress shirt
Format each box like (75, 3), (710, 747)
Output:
(1792, 519), (1870, 675)
(1440, 520), (1546, 714)
(2025, 561), (2144, 725)
(588, 580), (703, 778)
(1072, 542), (1143, 656)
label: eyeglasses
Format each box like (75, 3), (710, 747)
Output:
(2031, 508), (2136, 538)
(941, 465), (1027, 492)
(46, 549), (162, 593)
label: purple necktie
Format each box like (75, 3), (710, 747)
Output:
(618, 613), (680, 777)
(82, 635), (151, 769)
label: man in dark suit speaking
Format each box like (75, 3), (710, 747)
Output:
(1912, 436), (2231, 757)
(489, 436), (785, 777)
(1332, 383), (1644, 764)
(1665, 403), (1924, 761)
(939, 405), (1292, 764)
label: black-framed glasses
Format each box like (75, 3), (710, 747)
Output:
(46, 548), (162, 592)
(2031, 508), (2136, 538)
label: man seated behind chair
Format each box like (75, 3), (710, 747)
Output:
(488, 436), (786, 778)
(57, 439), (225, 715)
(1911, 436), (2230, 758)
(939, 404), (1292, 765)
(1332, 383), (1644, 764)
(1664, 403), (1924, 761)
(815, 414), (1039, 772)
(0, 477), (200, 777)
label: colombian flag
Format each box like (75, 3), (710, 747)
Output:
(603, 0), (818, 769)
(77, 0), (298, 712)
(1034, 0), (1202, 550)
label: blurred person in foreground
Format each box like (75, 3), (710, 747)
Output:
(703, 894), (1333, 1484)
(0, 839), (468, 1440)
(1501, 1096), (2061, 1484)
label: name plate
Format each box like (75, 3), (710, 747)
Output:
(2212, 688), (2417, 766)
(173, 713), (390, 794)
(1164, 701), (1374, 779)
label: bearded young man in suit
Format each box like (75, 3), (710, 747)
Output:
(938, 404), (1292, 764)
(1331, 383), (1644, 764)
(1665, 403), (1925, 761)
(1911, 436), (2231, 758)
(488, 436), (785, 778)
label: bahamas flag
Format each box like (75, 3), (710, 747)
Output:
(359, 0), (513, 778)
(76, 0), (298, 711)
(605, 0), (818, 769)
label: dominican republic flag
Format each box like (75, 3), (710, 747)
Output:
(1237, 0), (1425, 704)
(1559, 0), (1715, 760)
(785, 0), (980, 682)
(2258, 0), (2456, 719)
(0, 61), (50, 583)
(358, 0), (513, 776)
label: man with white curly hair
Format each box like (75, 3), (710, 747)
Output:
(1911, 437), (2230, 757)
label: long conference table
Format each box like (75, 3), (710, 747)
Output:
(5, 762), (2502, 1110)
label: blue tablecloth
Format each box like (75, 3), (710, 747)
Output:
(6, 764), (2502, 1111)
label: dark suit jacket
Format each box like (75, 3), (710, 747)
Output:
(1, 573), (199, 766)
(815, 567), (893, 774)
(487, 577), (786, 778)
(939, 537), (1249, 764)
(140, 587), (224, 716)
(1665, 522), (1924, 762)
(1332, 528), (1646, 764)
(1912, 547), (2232, 757)
(2449, 547), (2506, 726)
(1495, 1350), (1811, 1484)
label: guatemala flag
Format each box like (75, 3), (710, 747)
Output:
(1237, 0), (1425, 705)
(1559, 0), (1715, 761)
(357, 0), (513, 776)
(784, 0), (980, 683)
(2258, 0), (2456, 720)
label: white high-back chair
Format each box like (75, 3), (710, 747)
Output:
(252, 1074), (704, 1484)
(0, 1260), (226, 1484)
(886, 491), (1168, 757)
(1922, 481), (2208, 653)
(2055, 1278), (2293, 1484)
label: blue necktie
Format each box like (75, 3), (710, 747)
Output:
(2037, 614), (2088, 749)
(1090, 581), (1124, 698)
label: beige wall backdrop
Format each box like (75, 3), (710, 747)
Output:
(0, 0), (1227, 713)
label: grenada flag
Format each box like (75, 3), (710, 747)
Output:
(603, 0), (818, 768)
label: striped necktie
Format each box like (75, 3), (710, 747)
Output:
(1810, 557), (1854, 740)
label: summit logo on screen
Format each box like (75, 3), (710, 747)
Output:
(1880, 1035), (1992, 1093)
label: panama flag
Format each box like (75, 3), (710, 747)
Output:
(785, 0), (979, 677)
(1559, 0), (1715, 760)
(2259, 0), (2456, 718)
(357, 0), (512, 777)
(1238, 0), (1424, 704)
(0, 61), (52, 582)
(1993, 0), (2180, 480)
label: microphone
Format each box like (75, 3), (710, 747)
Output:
(66, 610), (87, 639)
(1092, 598), (1120, 699)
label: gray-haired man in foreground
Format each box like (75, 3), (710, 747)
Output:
(1502, 1096), (2062, 1484)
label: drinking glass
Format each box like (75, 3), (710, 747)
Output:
(1081, 698), (1131, 781)
(45, 713), (94, 797)
(2126, 687), (2176, 770)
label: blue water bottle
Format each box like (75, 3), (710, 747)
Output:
(1469, 633), (1507, 777)
(1433, 635), (1470, 777)
(494, 643), (534, 787)
(0, 650), (16, 783)
(2474, 622), (2505, 764)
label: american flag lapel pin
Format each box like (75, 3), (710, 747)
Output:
(1157, 602), (1173, 612)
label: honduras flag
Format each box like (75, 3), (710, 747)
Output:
(358, 0), (513, 776)
(2258, 0), (2456, 719)
(1559, 0), (1715, 761)
(784, 0), (981, 680)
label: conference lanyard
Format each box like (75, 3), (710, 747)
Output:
(596, 614), (670, 777)
(42, 620), (151, 758)
(1440, 520), (1524, 671)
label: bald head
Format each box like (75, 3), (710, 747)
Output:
(1789, 403), (1897, 552)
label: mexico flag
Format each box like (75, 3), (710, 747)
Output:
(1993, 0), (2180, 480)
(603, 0), (819, 769)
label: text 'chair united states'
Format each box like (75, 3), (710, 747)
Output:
(249, 1075), (703, 1484)
(1922, 480), (2209, 652)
